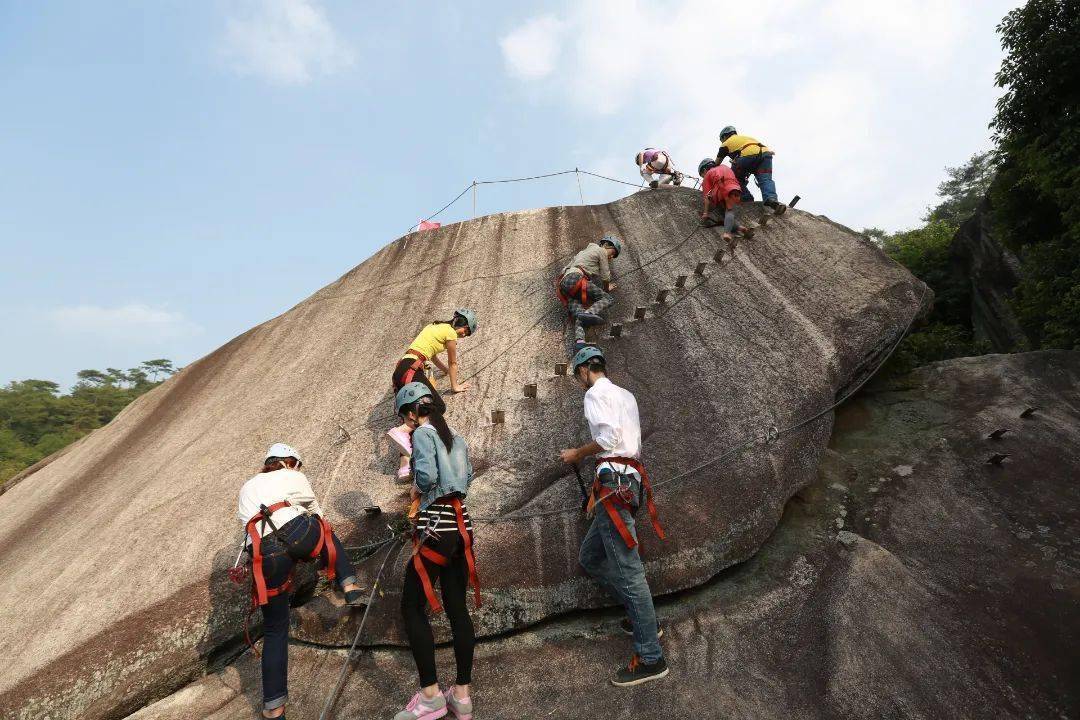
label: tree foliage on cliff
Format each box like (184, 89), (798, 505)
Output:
(991, 0), (1080, 349)
(0, 360), (176, 485)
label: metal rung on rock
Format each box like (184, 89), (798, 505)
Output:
(694, 262), (708, 276)
(713, 248), (725, 262)
(634, 307), (647, 320)
(790, 194), (801, 208)
(554, 362), (568, 376)
(491, 409), (505, 424)
(610, 323), (623, 338)
(760, 214), (771, 227)
(675, 275), (688, 288)
(523, 383), (537, 398)
(656, 289), (671, 303)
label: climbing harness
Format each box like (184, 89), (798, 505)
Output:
(233, 501), (339, 653)
(555, 268), (591, 309)
(585, 458), (665, 550)
(400, 351), (429, 386)
(408, 496), (481, 612)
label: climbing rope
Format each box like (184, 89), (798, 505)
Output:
(318, 536), (405, 720)
(471, 282), (928, 523)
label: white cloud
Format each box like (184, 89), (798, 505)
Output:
(499, 15), (566, 79)
(50, 304), (203, 342)
(500, 0), (1012, 230)
(221, 0), (355, 85)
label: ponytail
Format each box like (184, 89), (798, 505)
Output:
(260, 456), (300, 473)
(418, 403), (455, 452)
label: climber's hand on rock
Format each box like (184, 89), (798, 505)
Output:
(559, 448), (580, 465)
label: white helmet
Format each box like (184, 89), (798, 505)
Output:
(265, 442), (302, 465)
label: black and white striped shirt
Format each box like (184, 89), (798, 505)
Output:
(417, 499), (473, 538)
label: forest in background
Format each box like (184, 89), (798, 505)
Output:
(0, 360), (176, 484)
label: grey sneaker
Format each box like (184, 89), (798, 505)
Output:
(442, 687), (473, 720)
(619, 616), (664, 639)
(611, 655), (669, 687)
(393, 690), (447, 720)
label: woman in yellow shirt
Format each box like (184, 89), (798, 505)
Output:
(388, 309), (477, 479)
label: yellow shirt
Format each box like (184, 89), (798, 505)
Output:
(405, 323), (458, 360)
(720, 134), (770, 158)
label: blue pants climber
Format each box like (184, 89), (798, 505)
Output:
(733, 153), (778, 203)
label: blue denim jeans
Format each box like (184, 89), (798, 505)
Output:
(258, 514), (357, 711)
(734, 152), (777, 203)
(578, 472), (663, 664)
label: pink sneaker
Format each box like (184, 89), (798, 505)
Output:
(393, 691), (447, 720)
(387, 427), (413, 455)
(443, 687), (473, 720)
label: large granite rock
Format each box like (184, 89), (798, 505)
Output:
(126, 351), (1080, 720)
(0, 188), (926, 719)
(949, 197), (1029, 351)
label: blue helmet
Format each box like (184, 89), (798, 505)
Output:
(599, 234), (622, 258)
(395, 382), (433, 414)
(571, 344), (605, 372)
(454, 308), (477, 335)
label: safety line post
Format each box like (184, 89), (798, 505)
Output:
(675, 275), (688, 288)
(575, 167), (585, 205)
(554, 362), (568, 376)
(523, 383), (538, 398)
(472, 181), (478, 218)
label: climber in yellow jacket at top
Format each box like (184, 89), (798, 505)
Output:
(715, 126), (786, 214)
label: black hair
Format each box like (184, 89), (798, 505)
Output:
(260, 456), (300, 473)
(578, 356), (607, 375)
(432, 315), (469, 332)
(414, 401), (455, 452)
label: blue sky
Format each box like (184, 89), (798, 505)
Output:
(0, 0), (1020, 389)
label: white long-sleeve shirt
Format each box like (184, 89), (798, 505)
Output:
(237, 468), (325, 541)
(583, 376), (642, 477)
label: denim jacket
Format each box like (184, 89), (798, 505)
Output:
(411, 423), (473, 511)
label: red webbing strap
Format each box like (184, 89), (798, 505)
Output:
(411, 538), (449, 612)
(449, 497), (481, 607)
(401, 352), (428, 385)
(244, 500), (293, 606)
(607, 456), (665, 542)
(312, 515), (337, 583)
(555, 269), (589, 308)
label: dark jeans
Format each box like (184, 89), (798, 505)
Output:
(392, 357), (446, 413)
(578, 470), (663, 664)
(401, 531), (475, 687)
(734, 152), (777, 203)
(259, 514), (357, 711)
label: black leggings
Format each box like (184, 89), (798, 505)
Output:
(392, 358), (446, 414)
(401, 531), (475, 687)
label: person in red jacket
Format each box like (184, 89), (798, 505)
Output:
(698, 158), (754, 250)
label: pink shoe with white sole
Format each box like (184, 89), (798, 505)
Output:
(443, 687), (473, 720)
(393, 691), (447, 720)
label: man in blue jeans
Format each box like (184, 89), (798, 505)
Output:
(715, 125), (787, 214)
(559, 345), (669, 686)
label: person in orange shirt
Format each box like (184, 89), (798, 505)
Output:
(698, 158), (754, 248)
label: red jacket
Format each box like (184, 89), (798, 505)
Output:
(702, 165), (741, 203)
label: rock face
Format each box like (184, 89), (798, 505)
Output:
(126, 351), (1080, 720)
(0, 188), (927, 719)
(950, 197), (1029, 351)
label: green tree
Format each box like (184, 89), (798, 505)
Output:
(0, 359), (178, 486)
(990, 0), (1080, 349)
(924, 151), (997, 226)
(141, 359), (176, 381)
